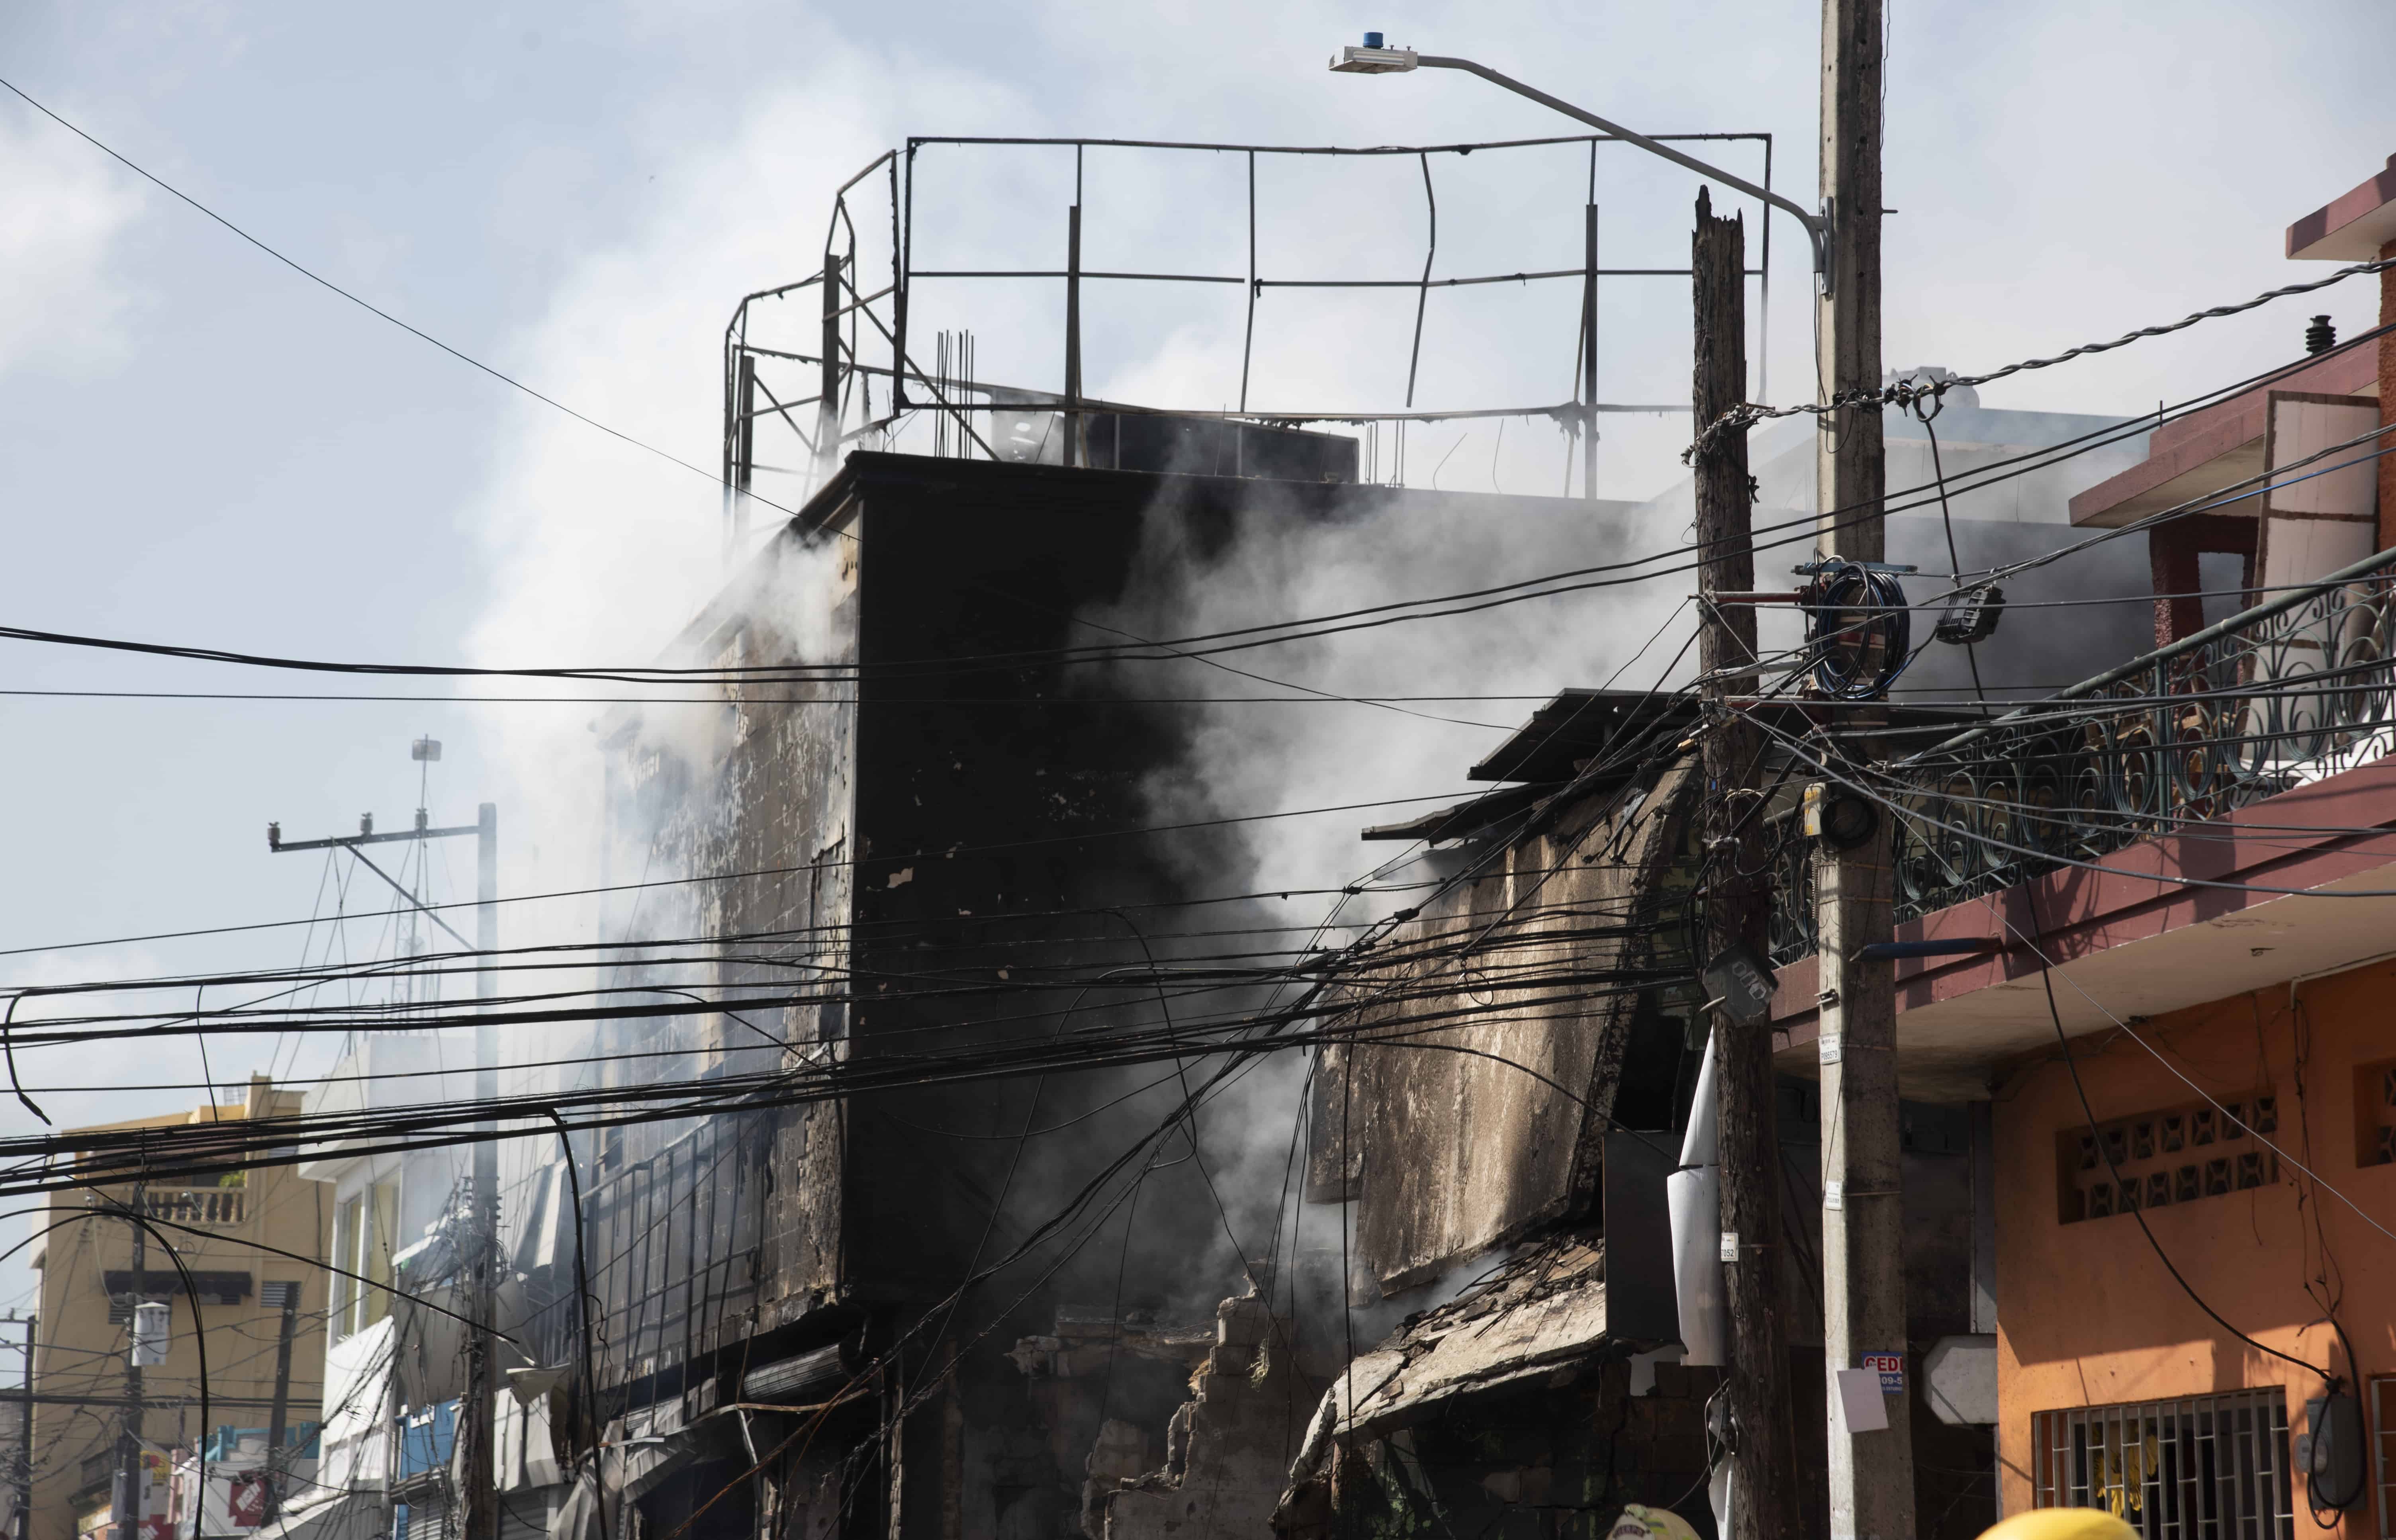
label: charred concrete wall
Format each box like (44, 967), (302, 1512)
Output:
(1095, 1292), (1322, 1540)
(1289, 722), (1993, 1540)
(1311, 759), (1703, 1292)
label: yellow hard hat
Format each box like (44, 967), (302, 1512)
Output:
(1975, 1511), (2140, 1540)
(1605, 1507), (1703, 1540)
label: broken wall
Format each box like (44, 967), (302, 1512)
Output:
(1094, 1292), (1321, 1540)
(1313, 760), (1701, 1291)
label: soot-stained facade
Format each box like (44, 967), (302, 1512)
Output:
(1272, 705), (1719, 1540)
(579, 452), (1681, 1540)
(567, 450), (1985, 1540)
(1269, 691), (1995, 1540)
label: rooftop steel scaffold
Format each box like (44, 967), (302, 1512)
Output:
(720, 128), (1781, 545)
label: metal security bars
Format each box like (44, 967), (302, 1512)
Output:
(2031, 1390), (2294, 1540)
(579, 1112), (769, 1393)
(719, 129), (1781, 544)
(1767, 554), (2396, 962)
(2369, 1375), (2396, 1539)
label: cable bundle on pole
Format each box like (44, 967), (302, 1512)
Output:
(1802, 559), (1911, 699)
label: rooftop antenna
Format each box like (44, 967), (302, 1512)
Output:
(412, 736), (441, 827)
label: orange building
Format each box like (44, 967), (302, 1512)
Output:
(1993, 956), (2396, 1534)
(1760, 147), (2396, 1538)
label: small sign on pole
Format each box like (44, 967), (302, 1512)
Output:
(1700, 943), (1779, 1025)
(129, 1302), (169, 1368)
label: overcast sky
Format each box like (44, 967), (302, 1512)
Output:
(1, 0), (2391, 1312)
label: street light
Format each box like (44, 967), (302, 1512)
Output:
(1328, 36), (1830, 278)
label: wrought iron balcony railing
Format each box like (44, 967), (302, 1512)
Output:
(1766, 550), (2396, 963)
(147, 1186), (249, 1225)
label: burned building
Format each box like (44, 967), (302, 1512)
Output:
(1264, 692), (2001, 1540)
(538, 122), (1978, 1540)
(572, 450), (1680, 1540)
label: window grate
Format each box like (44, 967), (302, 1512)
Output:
(2056, 1091), (2278, 1225)
(2033, 1389), (2293, 1540)
(2356, 1060), (2396, 1168)
(2370, 1376), (2396, 1540)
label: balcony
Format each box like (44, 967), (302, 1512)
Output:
(143, 1186), (248, 1226)
(83, 1184), (249, 1227)
(397, 1400), (457, 1483)
(1763, 554), (2396, 1097)
(1769, 558), (2396, 961)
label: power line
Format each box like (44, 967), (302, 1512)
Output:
(0, 689), (1559, 706)
(0, 678), (1703, 1189)
(0, 73), (819, 534)
(1686, 258), (2396, 459)
(8, 372), (2384, 693)
(0, 790), (1489, 961)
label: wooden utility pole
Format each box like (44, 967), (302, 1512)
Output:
(260, 1283), (300, 1524)
(1816, 2), (1914, 1536)
(1691, 188), (1798, 1540)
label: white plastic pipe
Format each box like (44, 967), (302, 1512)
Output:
(1666, 1029), (1728, 1367)
(131, 1299), (170, 1367)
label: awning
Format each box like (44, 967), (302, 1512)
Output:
(103, 1270), (251, 1305)
(547, 1464), (603, 1540)
(247, 1490), (381, 1540)
(1285, 1235), (1614, 1486)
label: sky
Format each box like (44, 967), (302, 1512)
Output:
(1, 0), (2392, 1319)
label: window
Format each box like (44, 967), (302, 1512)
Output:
(2371, 1376), (2396, 1539)
(329, 1178), (399, 1340)
(329, 1197), (357, 1337)
(2356, 1059), (2396, 1168)
(2032, 1389), (2293, 1540)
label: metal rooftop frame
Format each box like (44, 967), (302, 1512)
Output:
(720, 128), (1781, 545)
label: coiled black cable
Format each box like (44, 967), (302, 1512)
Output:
(1805, 559), (1913, 699)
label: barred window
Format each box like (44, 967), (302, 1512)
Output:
(2370, 1376), (2396, 1540)
(2356, 1060), (2396, 1168)
(2032, 1389), (2293, 1540)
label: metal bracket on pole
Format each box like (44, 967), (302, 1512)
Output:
(1815, 198), (1834, 296)
(1336, 49), (1830, 277)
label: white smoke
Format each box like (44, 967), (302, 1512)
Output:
(0, 115), (147, 376)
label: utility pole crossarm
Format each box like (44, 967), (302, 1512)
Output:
(267, 824), (479, 853)
(267, 813), (480, 948)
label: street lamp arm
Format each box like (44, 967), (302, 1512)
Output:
(1411, 54), (1827, 266)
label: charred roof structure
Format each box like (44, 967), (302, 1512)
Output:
(1282, 696), (2001, 1540)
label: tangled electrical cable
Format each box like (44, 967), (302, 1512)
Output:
(1800, 558), (1913, 699)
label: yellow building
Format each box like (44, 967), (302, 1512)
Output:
(28, 1077), (330, 1540)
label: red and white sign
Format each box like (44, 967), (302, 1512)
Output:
(1860, 1352), (1905, 1395)
(224, 1475), (267, 1531)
